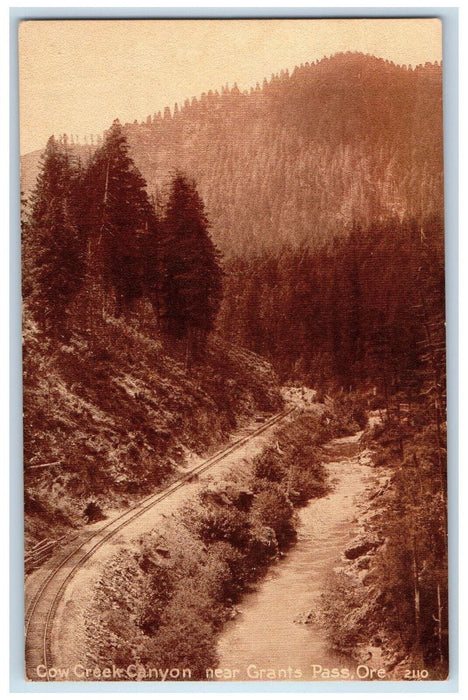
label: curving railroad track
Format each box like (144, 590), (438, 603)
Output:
(25, 406), (296, 681)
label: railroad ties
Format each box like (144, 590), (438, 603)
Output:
(25, 406), (296, 681)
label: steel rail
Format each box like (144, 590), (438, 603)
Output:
(25, 406), (290, 628)
(25, 406), (295, 680)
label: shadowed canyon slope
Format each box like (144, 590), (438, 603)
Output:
(21, 52), (443, 255)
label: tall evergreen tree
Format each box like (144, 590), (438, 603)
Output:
(80, 120), (157, 318)
(27, 135), (85, 340)
(160, 173), (223, 358)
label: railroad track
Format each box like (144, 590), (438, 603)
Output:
(25, 406), (295, 681)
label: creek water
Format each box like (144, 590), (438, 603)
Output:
(215, 430), (372, 681)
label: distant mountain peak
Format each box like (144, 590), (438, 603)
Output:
(21, 54), (443, 256)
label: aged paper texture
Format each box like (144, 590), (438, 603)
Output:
(20, 19), (447, 683)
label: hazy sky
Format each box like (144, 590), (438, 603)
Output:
(18, 18), (442, 154)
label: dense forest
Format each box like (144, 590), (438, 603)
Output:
(215, 211), (447, 676)
(23, 120), (223, 354)
(22, 50), (447, 679)
(218, 214), (445, 394)
(21, 52), (443, 256)
(22, 121), (284, 550)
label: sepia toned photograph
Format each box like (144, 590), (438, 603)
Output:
(19, 18), (448, 683)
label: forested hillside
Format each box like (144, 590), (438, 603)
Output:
(22, 48), (447, 678)
(22, 123), (282, 552)
(125, 53), (443, 254)
(21, 52), (443, 256)
(218, 214), (445, 390)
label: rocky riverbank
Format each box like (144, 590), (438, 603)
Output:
(315, 416), (446, 680)
(81, 407), (341, 679)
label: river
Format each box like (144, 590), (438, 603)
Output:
(215, 429), (373, 681)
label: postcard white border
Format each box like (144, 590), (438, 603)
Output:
(8, 5), (459, 695)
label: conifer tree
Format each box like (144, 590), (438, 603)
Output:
(27, 135), (85, 340)
(160, 174), (223, 358)
(80, 120), (157, 317)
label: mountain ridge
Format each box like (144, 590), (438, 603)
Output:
(20, 52), (443, 255)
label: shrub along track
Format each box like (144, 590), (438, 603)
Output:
(25, 406), (295, 681)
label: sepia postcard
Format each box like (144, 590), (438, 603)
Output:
(18, 17), (449, 685)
